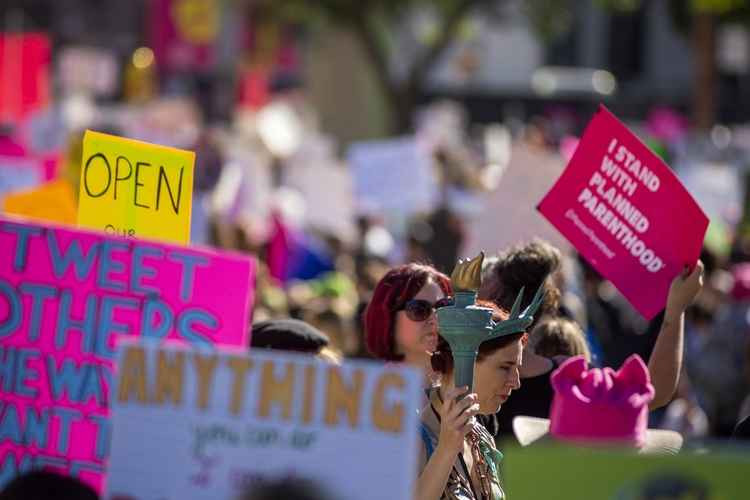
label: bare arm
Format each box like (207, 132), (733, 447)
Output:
(415, 445), (459, 500)
(648, 262), (704, 410)
(415, 387), (479, 500)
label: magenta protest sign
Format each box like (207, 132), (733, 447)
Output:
(538, 106), (708, 319)
(0, 216), (254, 491)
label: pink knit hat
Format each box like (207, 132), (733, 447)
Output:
(513, 355), (683, 454)
(549, 354), (654, 447)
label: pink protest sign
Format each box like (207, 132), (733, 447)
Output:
(538, 106), (708, 319)
(0, 216), (255, 491)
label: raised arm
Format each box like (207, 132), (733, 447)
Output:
(648, 261), (704, 410)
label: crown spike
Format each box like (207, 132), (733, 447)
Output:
(509, 286), (525, 319)
(521, 283), (546, 319)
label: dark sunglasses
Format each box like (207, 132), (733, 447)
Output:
(398, 297), (454, 322)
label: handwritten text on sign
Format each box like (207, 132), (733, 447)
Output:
(0, 216), (254, 491)
(76, 130), (195, 244)
(108, 342), (421, 500)
(538, 106), (707, 319)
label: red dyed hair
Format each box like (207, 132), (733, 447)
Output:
(364, 263), (452, 361)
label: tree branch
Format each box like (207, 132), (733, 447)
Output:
(349, 13), (400, 105)
(406, 0), (483, 91)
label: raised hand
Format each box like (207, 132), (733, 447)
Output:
(665, 260), (704, 316)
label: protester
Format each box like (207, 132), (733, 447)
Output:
(251, 318), (341, 362)
(481, 240), (704, 441)
(238, 477), (335, 500)
(659, 373), (710, 439)
(417, 302), (522, 500)
(479, 240), (563, 329)
(363, 263), (452, 375)
(0, 471), (98, 500)
(513, 354), (683, 454)
(530, 317), (591, 362)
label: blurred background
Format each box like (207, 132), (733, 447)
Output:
(1, 0), (750, 439)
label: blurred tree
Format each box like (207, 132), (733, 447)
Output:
(248, 0), (580, 133)
(598, 0), (750, 129)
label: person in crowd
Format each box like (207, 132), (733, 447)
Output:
(251, 318), (341, 363)
(477, 241), (575, 438)
(513, 354), (683, 454)
(480, 240), (704, 440)
(0, 471), (98, 500)
(687, 261), (750, 436)
(416, 302), (521, 500)
(530, 317), (591, 363)
(239, 477), (335, 500)
(659, 371), (710, 439)
(364, 263), (452, 376)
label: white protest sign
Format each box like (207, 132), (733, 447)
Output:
(107, 341), (422, 500)
(347, 136), (439, 217)
(678, 162), (742, 226)
(58, 46), (119, 96)
(286, 136), (357, 244)
(462, 142), (572, 257)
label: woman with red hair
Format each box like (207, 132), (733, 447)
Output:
(364, 263), (453, 374)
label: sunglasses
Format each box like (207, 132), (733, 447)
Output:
(398, 297), (454, 322)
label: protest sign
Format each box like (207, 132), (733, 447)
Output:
(3, 179), (77, 226)
(538, 106), (708, 319)
(285, 142), (357, 245)
(504, 445), (750, 499)
(76, 130), (195, 244)
(58, 46), (119, 97)
(0, 216), (254, 491)
(348, 137), (439, 217)
(0, 33), (50, 123)
(150, 0), (218, 72)
(463, 142), (572, 258)
(678, 161), (741, 226)
(107, 341), (421, 500)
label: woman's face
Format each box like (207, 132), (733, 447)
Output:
(394, 279), (445, 365)
(472, 339), (523, 414)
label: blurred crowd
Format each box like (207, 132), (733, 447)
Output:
(5, 68), (750, 444)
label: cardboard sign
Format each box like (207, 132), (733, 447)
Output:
(505, 445), (750, 499)
(285, 154), (357, 245)
(347, 137), (439, 217)
(77, 130), (195, 244)
(463, 142), (572, 257)
(107, 342), (421, 500)
(3, 179), (77, 225)
(538, 106), (708, 319)
(58, 46), (119, 97)
(0, 216), (254, 491)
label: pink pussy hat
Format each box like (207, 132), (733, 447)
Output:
(513, 355), (683, 454)
(549, 354), (654, 447)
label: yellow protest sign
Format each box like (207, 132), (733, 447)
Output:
(3, 178), (77, 225)
(76, 130), (195, 244)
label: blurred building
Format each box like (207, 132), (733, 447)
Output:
(418, 0), (750, 127)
